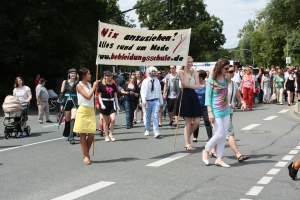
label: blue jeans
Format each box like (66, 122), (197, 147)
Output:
(145, 100), (160, 133)
(124, 100), (136, 126)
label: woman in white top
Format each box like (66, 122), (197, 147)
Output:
(13, 76), (32, 107)
(13, 76), (32, 133)
(73, 68), (99, 165)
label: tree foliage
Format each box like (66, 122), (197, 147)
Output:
(237, 0), (300, 68)
(134, 0), (226, 61)
(0, 0), (131, 94)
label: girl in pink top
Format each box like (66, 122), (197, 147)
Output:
(241, 67), (256, 110)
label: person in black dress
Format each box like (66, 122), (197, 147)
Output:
(98, 71), (120, 142)
(284, 70), (297, 106)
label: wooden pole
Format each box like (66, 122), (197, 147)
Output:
(173, 89), (183, 148)
(93, 64), (99, 156)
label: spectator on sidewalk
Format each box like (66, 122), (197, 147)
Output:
(36, 78), (53, 124)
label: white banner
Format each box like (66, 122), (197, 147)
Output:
(96, 21), (191, 66)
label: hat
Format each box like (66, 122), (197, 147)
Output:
(68, 68), (77, 73)
(104, 71), (112, 76)
(39, 78), (47, 83)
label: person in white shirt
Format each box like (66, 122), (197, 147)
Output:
(140, 66), (163, 138)
(232, 64), (241, 85)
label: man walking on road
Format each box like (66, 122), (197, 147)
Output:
(163, 65), (180, 127)
(140, 66), (163, 138)
(36, 78), (53, 124)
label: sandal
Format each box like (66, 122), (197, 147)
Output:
(193, 138), (197, 143)
(184, 146), (196, 151)
(238, 155), (250, 162)
(133, 119), (137, 124)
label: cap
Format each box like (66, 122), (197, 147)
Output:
(68, 68), (77, 73)
(104, 71), (112, 76)
(39, 78), (47, 83)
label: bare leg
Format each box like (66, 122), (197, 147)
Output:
(109, 113), (116, 136)
(80, 134), (90, 164)
(228, 136), (241, 158)
(103, 115), (110, 138)
(184, 117), (200, 147)
(86, 134), (94, 157)
(294, 157), (300, 170)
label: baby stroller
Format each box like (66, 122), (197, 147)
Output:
(48, 89), (58, 112)
(2, 95), (31, 139)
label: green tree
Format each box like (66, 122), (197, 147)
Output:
(134, 0), (226, 61)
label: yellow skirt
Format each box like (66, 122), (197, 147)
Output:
(73, 105), (96, 134)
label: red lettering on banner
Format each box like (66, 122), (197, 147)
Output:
(101, 28), (119, 39)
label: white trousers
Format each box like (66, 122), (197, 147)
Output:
(205, 115), (230, 158)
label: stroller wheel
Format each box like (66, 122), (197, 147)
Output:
(14, 129), (19, 138)
(4, 129), (8, 139)
(25, 126), (31, 136)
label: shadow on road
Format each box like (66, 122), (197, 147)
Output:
(91, 157), (140, 163)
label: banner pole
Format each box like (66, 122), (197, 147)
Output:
(173, 89), (183, 148)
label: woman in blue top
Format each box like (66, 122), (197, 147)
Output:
(202, 58), (231, 168)
(193, 70), (212, 142)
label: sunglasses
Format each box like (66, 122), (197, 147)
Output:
(227, 70), (234, 73)
(224, 67), (229, 70)
(170, 68), (175, 69)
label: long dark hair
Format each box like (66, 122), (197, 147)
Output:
(78, 68), (89, 81)
(212, 58), (230, 78)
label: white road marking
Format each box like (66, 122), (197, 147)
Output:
(257, 176), (273, 185)
(282, 155), (294, 161)
(294, 146), (300, 150)
(267, 168), (281, 175)
(275, 161), (288, 167)
(245, 186), (264, 196)
(146, 153), (190, 167)
(241, 124), (260, 130)
(0, 137), (65, 152)
(288, 150), (299, 155)
(278, 109), (289, 113)
(263, 116), (277, 120)
(51, 181), (115, 200)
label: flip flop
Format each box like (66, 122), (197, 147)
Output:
(184, 146), (196, 151)
(238, 155), (250, 162)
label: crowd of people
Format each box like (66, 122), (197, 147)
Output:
(11, 58), (300, 178)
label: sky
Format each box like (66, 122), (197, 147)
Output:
(118, 0), (268, 49)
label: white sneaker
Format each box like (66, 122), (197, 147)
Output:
(154, 133), (161, 138)
(144, 130), (150, 136)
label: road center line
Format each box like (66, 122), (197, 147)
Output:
(146, 153), (190, 167)
(43, 123), (64, 128)
(257, 176), (273, 184)
(278, 109), (289, 113)
(0, 137), (65, 152)
(245, 186), (264, 196)
(267, 168), (281, 175)
(275, 161), (288, 167)
(282, 155), (294, 161)
(241, 124), (260, 130)
(263, 116), (277, 120)
(288, 150), (299, 155)
(51, 181), (115, 200)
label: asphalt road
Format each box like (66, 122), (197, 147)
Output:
(0, 103), (299, 200)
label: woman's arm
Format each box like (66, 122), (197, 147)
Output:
(26, 90), (32, 102)
(261, 77), (264, 90)
(76, 81), (98, 100)
(205, 79), (214, 123)
(235, 88), (246, 110)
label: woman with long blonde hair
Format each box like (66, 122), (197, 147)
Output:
(174, 56), (201, 151)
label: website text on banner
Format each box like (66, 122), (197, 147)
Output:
(96, 21), (191, 66)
